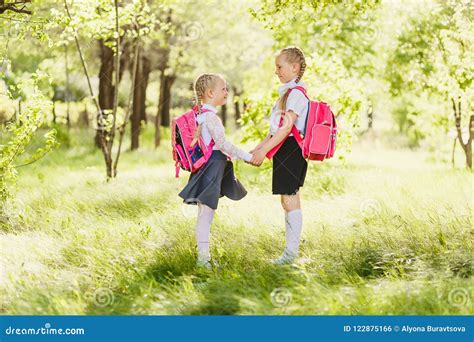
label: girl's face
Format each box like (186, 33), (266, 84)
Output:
(206, 77), (228, 106)
(275, 53), (300, 84)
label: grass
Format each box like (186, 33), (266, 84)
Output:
(0, 126), (472, 315)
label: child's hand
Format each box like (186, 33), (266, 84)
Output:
(250, 150), (266, 166)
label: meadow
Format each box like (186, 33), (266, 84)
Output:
(0, 126), (472, 315)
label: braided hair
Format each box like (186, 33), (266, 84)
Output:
(278, 46), (306, 110)
(191, 73), (223, 145)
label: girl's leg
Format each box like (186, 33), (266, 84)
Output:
(195, 203), (215, 265)
(276, 193), (303, 262)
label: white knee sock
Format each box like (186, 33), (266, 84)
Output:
(195, 204), (215, 260)
(285, 209), (303, 256)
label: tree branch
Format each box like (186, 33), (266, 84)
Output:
(114, 35), (140, 177)
(0, 1), (32, 15)
(63, 0), (111, 171)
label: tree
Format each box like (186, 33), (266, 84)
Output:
(1, 74), (57, 225)
(130, 48), (150, 150)
(57, 0), (157, 177)
(386, 0), (473, 168)
(0, 1), (57, 224)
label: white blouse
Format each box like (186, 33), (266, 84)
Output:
(196, 103), (252, 162)
(269, 78), (309, 136)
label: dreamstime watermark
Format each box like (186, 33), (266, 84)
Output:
(0, 24), (21, 38)
(181, 22), (203, 41)
(4, 322), (85, 336)
(364, 25), (380, 42)
(359, 198), (381, 218)
(269, 109), (294, 132)
(1, 198), (27, 226)
(270, 287), (292, 308)
(448, 287), (471, 308)
(180, 198), (200, 218)
(92, 287), (114, 308)
(282, 194), (298, 207)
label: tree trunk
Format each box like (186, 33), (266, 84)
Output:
(367, 103), (373, 130)
(452, 96), (473, 170)
(118, 40), (130, 83)
(96, 40), (115, 148)
(106, 0), (121, 179)
(114, 37), (141, 177)
(130, 49), (142, 151)
(140, 55), (150, 125)
(52, 101), (56, 124)
(220, 104), (227, 127)
(154, 96), (162, 148)
(451, 137), (456, 168)
(130, 53), (151, 150)
(233, 86), (241, 127)
(158, 73), (176, 128)
(465, 142), (472, 169)
(65, 44), (71, 129)
(79, 102), (89, 128)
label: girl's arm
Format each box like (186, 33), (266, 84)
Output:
(252, 110), (298, 165)
(206, 113), (253, 161)
(250, 133), (271, 153)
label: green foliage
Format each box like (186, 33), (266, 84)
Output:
(385, 0), (473, 148)
(49, 0), (158, 50)
(0, 73), (57, 213)
(48, 123), (71, 148)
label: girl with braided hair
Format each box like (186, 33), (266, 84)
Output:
(250, 47), (309, 265)
(179, 73), (257, 269)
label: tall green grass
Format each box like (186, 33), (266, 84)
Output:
(0, 126), (472, 315)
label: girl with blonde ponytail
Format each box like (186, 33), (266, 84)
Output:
(250, 47), (309, 265)
(179, 73), (258, 269)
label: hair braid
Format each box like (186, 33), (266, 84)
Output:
(278, 46), (306, 110)
(191, 73), (223, 145)
(280, 46), (306, 83)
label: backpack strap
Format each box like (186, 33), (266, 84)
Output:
(266, 86), (309, 159)
(293, 86), (309, 100)
(197, 108), (216, 150)
(193, 106), (216, 155)
(277, 86), (307, 148)
(175, 161), (180, 178)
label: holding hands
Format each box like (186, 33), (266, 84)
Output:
(250, 148), (266, 166)
(245, 147), (266, 167)
(245, 133), (273, 167)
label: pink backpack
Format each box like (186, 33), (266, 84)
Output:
(172, 106), (214, 178)
(266, 86), (337, 161)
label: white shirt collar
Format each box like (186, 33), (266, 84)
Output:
(202, 103), (218, 113)
(278, 78), (305, 96)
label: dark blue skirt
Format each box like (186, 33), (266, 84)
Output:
(178, 150), (247, 210)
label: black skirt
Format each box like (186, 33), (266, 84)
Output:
(178, 150), (247, 210)
(272, 136), (308, 195)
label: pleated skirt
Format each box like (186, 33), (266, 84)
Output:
(179, 150), (247, 210)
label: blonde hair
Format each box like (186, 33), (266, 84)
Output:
(278, 46), (306, 110)
(191, 73), (223, 145)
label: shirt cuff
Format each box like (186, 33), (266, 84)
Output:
(286, 107), (301, 116)
(243, 152), (252, 162)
